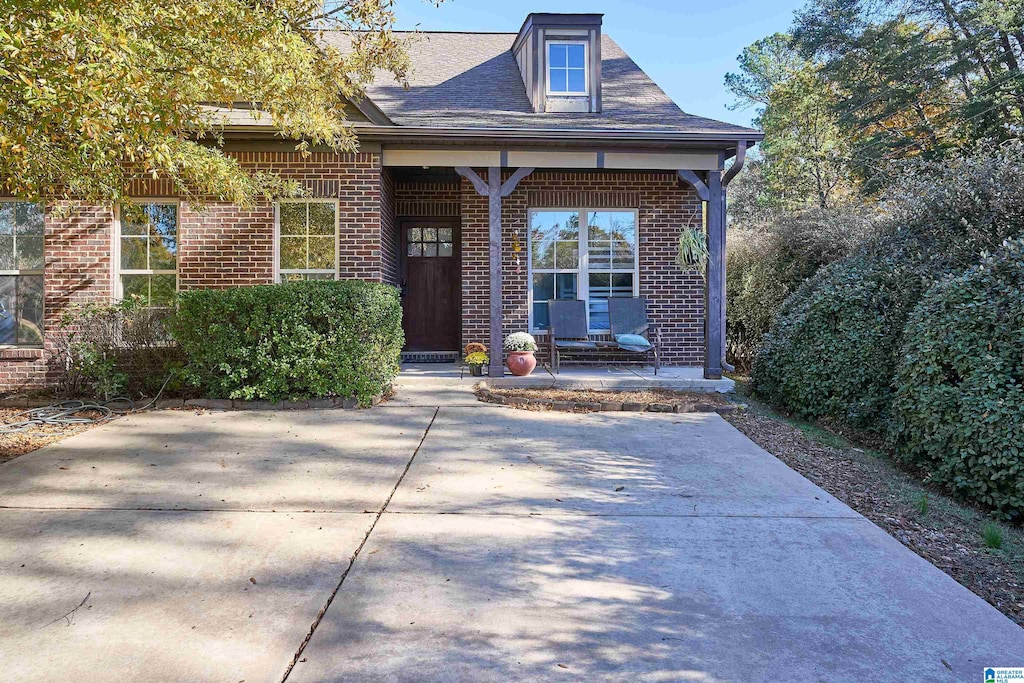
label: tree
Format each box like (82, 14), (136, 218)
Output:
(793, 0), (1024, 190)
(0, 0), (411, 205)
(726, 33), (854, 210)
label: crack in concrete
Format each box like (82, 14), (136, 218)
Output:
(278, 406), (440, 683)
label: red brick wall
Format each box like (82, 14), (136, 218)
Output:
(1, 152), (385, 393)
(395, 182), (461, 218)
(460, 170), (705, 367)
(1, 202), (115, 393)
(380, 168), (399, 286)
(2, 162), (707, 392)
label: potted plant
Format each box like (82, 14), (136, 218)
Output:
(504, 332), (538, 377)
(464, 343), (488, 376)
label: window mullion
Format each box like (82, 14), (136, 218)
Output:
(580, 209), (590, 330)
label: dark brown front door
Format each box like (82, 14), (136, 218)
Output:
(401, 218), (460, 351)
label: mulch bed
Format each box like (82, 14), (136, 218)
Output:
(725, 405), (1024, 628)
(477, 386), (733, 414)
(0, 407), (107, 464)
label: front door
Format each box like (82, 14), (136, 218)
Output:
(401, 219), (460, 351)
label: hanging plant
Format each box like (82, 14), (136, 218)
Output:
(677, 227), (709, 281)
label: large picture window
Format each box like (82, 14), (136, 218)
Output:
(529, 209), (638, 333)
(0, 201), (44, 345)
(276, 200), (339, 281)
(116, 201), (178, 306)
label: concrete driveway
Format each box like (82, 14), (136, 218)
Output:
(1, 370), (1022, 681)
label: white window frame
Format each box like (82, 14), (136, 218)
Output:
(527, 208), (640, 335)
(112, 198), (180, 305)
(273, 199), (341, 282)
(546, 40), (589, 96)
(0, 199), (45, 347)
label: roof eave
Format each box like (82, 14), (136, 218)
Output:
(354, 124), (763, 145)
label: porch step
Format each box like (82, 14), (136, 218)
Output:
(401, 351), (459, 364)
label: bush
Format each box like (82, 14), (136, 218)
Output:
(53, 299), (181, 400)
(171, 280), (402, 404)
(727, 206), (876, 370)
(888, 239), (1024, 519)
(751, 233), (949, 428)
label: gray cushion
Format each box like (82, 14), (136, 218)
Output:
(555, 340), (598, 349)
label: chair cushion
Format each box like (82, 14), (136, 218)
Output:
(555, 340), (599, 349)
(615, 334), (652, 352)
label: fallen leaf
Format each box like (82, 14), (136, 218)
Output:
(615, 486), (625, 491)
(249, 577), (256, 585)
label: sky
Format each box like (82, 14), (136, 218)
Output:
(390, 0), (808, 128)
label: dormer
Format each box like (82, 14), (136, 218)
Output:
(512, 13), (603, 114)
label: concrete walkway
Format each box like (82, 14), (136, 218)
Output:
(1, 367), (1022, 681)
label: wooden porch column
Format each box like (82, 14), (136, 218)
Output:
(455, 166), (534, 378)
(705, 169), (725, 380)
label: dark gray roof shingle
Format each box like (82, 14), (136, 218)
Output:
(321, 31), (757, 136)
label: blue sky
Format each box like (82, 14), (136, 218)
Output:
(390, 0), (807, 127)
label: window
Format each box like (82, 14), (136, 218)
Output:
(407, 226), (454, 257)
(0, 201), (44, 345)
(276, 200), (339, 281)
(116, 202), (178, 306)
(528, 209), (638, 333)
(547, 41), (587, 94)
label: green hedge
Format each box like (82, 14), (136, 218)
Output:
(171, 280), (403, 404)
(751, 235), (947, 428)
(888, 239), (1024, 519)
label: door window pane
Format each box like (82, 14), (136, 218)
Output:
(406, 225), (455, 258)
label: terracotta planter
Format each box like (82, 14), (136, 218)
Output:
(506, 351), (537, 377)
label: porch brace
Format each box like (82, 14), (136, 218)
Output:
(454, 166), (534, 377)
(678, 140), (747, 380)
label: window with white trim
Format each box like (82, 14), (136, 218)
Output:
(116, 201), (178, 306)
(547, 41), (587, 94)
(0, 201), (44, 344)
(529, 209), (638, 333)
(276, 200), (339, 281)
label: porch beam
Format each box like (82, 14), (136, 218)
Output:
(705, 169), (725, 380)
(500, 167), (535, 197)
(677, 169), (709, 201)
(455, 165), (534, 378)
(454, 166), (489, 196)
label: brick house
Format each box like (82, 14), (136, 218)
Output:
(0, 13), (761, 390)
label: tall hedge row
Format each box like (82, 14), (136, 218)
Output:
(889, 240), (1024, 519)
(171, 280), (403, 404)
(751, 235), (947, 428)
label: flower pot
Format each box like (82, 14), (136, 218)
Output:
(469, 364), (484, 377)
(506, 350), (537, 377)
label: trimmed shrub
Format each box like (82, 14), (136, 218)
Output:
(888, 240), (1024, 519)
(171, 280), (403, 404)
(751, 234), (948, 428)
(53, 299), (181, 400)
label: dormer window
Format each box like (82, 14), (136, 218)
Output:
(547, 41), (587, 95)
(513, 13), (603, 113)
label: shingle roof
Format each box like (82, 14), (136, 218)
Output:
(320, 31), (758, 136)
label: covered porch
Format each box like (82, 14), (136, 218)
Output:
(379, 144), (749, 381)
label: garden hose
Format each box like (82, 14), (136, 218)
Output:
(0, 372), (176, 435)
